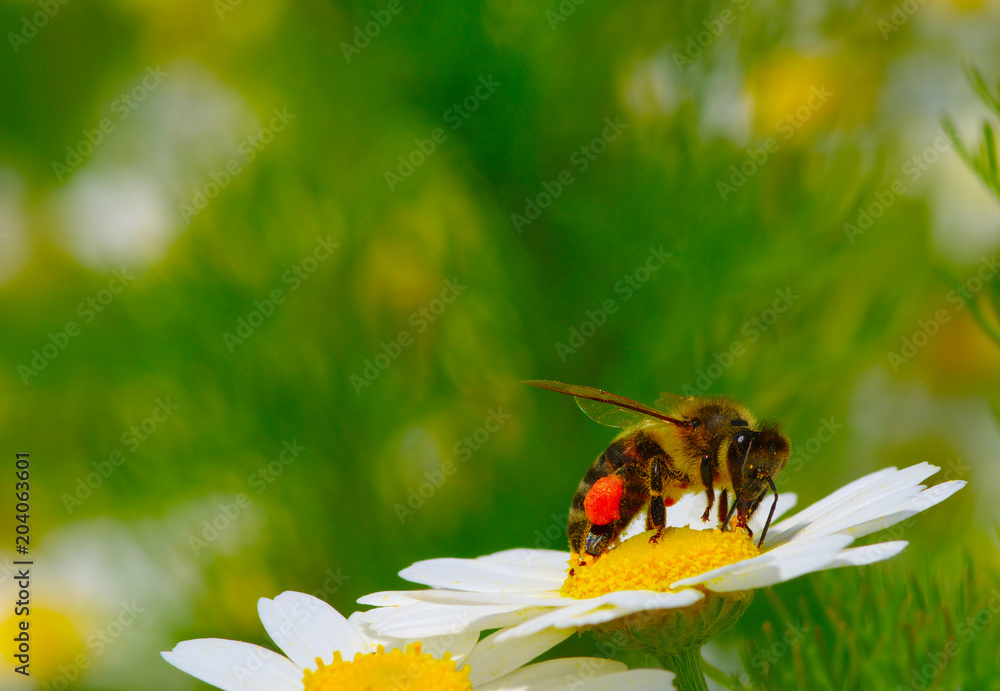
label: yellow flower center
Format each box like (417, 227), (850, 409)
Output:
(302, 643), (472, 691)
(561, 527), (759, 599)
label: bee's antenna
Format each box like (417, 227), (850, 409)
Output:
(757, 477), (779, 548)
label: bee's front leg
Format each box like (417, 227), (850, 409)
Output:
(716, 489), (729, 527)
(647, 456), (667, 543)
(700, 454), (715, 522)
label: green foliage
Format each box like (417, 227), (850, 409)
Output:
(942, 65), (1000, 350)
(725, 539), (1000, 691)
(1, 1), (999, 689)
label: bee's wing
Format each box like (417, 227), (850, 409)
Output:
(574, 396), (656, 428)
(523, 380), (687, 429)
(655, 392), (686, 411)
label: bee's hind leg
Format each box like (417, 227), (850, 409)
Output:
(647, 456), (666, 544)
(585, 523), (613, 557)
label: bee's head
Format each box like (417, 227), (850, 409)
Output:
(727, 423), (790, 510)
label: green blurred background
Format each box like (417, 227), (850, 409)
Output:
(2, 0), (1000, 688)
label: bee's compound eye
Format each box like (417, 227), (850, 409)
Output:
(689, 418), (702, 428)
(730, 431), (753, 456)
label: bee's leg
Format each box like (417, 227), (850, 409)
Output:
(648, 496), (666, 544)
(585, 522), (614, 557)
(646, 456), (667, 542)
(716, 490), (729, 528)
(700, 454), (716, 522)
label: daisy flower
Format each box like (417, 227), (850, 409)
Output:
(356, 463), (964, 690)
(161, 590), (676, 690)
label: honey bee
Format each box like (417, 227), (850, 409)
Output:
(524, 380), (790, 560)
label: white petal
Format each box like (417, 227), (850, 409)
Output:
(400, 556), (565, 592)
(346, 611), (412, 654)
(819, 481), (966, 541)
(747, 492), (798, 535)
(768, 466), (904, 535)
(682, 534), (855, 592)
(665, 493), (709, 528)
(495, 590), (703, 641)
(409, 589), (568, 607)
(357, 591), (423, 606)
(476, 658), (627, 691)
(161, 639), (301, 691)
(619, 508), (652, 542)
(258, 592), (366, 668)
(767, 464), (938, 545)
(768, 485), (922, 547)
(358, 602), (549, 638)
(347, 611), (480, 665)
(819, 541), (908, 569)
(673, 533), (854, 587)
(479, 549), (573, 573)
(546, 590), (704, 629)
(574, 670), (677, 691)
(421, 630), (481, 667)
(466, 628), (573, 685)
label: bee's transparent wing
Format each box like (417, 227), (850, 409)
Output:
(523, 380), (685, 429)
(574, 396), (653, 428)
(655, 392), (686, 411)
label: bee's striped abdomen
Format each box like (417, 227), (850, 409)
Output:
(568, 436), (636, 554)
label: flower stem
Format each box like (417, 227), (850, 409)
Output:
(661, 647), (708, 691)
